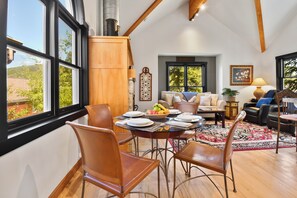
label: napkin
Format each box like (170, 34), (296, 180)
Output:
(166, 121), (192, 128)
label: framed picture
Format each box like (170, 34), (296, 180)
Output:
(230, 65), (253, 85)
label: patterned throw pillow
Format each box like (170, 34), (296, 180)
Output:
(211, 94), (219, 106)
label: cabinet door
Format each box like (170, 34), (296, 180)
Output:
(89, 38), (128, 69)
(89, 68), (128, 117)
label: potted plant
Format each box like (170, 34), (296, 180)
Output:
(222, 88), (239, 101)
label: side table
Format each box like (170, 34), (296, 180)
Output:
(225, 101), (239, 119)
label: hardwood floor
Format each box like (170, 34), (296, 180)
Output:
(58, 138), (297, 198)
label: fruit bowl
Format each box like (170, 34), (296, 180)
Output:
(145, 113), (169, 120)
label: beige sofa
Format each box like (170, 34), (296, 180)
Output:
(158, 91), (226, 118)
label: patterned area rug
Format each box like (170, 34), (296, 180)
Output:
(170, 121), (296, 151)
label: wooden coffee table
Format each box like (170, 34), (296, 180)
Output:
(197, 107), (226, 128)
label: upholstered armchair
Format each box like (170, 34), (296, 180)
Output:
(243, 90), (276, 125)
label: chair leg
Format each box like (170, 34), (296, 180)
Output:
(230, 160), (237, 192)
(224, 173), (229, 198)
(173, 158), (176, 198)
(81, 177), (86, 198)
(157, 166), (160, 198)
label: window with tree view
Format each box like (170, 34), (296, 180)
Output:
(3, 0), (87, 130)
(276, 52), (297, 92)
(167, 62), (206, 92)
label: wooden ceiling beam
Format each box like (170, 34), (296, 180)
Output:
(123, 0), (162, 36)
(189, 0), (207, 21)
(254, 0), (266, 52)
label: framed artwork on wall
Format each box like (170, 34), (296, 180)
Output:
(139, 67), (152, 101)
(230, 65), (253, 85)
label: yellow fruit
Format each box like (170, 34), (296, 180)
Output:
(158, 110), (164, 114)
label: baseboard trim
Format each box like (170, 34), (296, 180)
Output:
(49, 158), (82, 198)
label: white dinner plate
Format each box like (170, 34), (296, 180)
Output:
(174, 115), (202, 123)
(127, 118), (151, 125)
(169, 109), (182, 115)
(127, 120), (154, 127)
(123, 111), (145, 117)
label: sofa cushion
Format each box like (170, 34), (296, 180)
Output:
(256, 98), (273, 108)
(200, 95), (211, 106)
(161, 91), (184, 101)
(245, 107), (259, 116)
(210, 94), (219, 106)
(173, 95), (182, 103)
(165, 94), (174, 106)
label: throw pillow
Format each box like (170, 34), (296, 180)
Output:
(211, 94), (219, 106)
(188, 95), (197, 103)
(165, 94), (174, 106)
(195, 93), (205, 104)
(256, 98), (273, 108)
(200, 95), (212, 106)
(173, 95), (182, 103)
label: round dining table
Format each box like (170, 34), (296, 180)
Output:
(115, 115), (204, 198)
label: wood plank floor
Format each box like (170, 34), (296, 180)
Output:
(58, 138), (297, 198)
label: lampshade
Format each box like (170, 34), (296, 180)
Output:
(251, 78), (267, 86)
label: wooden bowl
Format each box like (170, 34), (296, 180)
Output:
(145, 113), (169, 120)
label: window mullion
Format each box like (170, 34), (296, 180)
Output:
(0, 0), (8, 142)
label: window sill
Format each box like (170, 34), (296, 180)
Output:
(0, 109), (87, 156)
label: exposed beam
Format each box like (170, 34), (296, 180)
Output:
(123, 0), (162, 36)
(189, 0), (207, 21)
(254, 0), (266, 52)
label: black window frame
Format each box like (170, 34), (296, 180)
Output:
(0, 0), (89, 156)
(276, 51), (297, 91)
(166, 62), (207, 92)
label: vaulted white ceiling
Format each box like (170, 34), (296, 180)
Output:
(119, 0), (297, 52)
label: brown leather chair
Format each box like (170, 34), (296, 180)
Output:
(173, 102), (200, 143)
(85, 104), (136, 147)
(66, 121), (160, 198)
(173, 111), (246, 198)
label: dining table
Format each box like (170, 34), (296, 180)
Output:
(115, 113), (204, 197)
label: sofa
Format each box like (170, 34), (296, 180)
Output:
(158, 91), (226, 118)
(243, 90), (276, 125)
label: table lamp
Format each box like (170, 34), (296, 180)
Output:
(251, 77), (267, 100)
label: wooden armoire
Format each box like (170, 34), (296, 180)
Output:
(88, 36), (133, 119)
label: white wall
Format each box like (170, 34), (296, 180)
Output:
(0, 116), (87, 198)
(129, 4), (263, 110)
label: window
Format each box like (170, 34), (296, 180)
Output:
(276, 52), (297, 92)
(0, 0), (88, 155)
(166, 62), (207, 92)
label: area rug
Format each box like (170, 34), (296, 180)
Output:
(170, 121), (296, 151)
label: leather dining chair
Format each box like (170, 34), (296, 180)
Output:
(85, 104), (137, 153)
(173, 111), (246, 198)
(66, 121), (160, 198)
(173, 102), (199, 145)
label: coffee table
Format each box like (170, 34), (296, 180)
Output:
(197, 107), (226, 128)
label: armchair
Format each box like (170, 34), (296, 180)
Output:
(243, 90), (276, 125)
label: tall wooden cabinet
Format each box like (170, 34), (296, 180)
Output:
(89, 36), (132, 118)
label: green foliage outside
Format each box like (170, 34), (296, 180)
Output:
(168, 66), (203, 92)
(7, 31), (73, 121)
(284, 59), (297, 92)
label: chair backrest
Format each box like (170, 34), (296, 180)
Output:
(275, 89), (297, 114)
(173, 102), (198, 114)
(66, 121), (123, 185)
(223, 111), (246, 164)
(85, 104), (113, 130)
